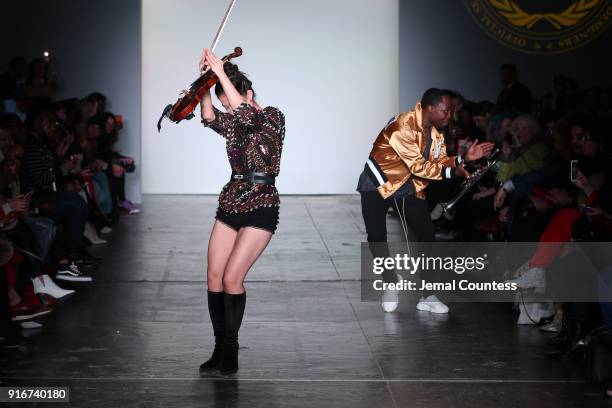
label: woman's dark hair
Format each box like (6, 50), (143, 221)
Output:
(214, 62), (255, 98)
(101, 112), (119, 142)
(567, 116), (597, 134)
(88, 92), (107, 114)
(87, 114), (106, 130)
(24, 106), (55, 130)
(475, 101), (495, 117)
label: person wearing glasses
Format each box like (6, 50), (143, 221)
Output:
(357, 88), (494, 313)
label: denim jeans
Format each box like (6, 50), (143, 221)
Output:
(21, 216), (56, 264)
(93, 172), (113, 215)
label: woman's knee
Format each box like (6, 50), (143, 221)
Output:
(207, 268), (223, 284)
(222, 273), (243, 292)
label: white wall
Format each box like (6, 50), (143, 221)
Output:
(0, 0), (142, 202)
(142, 0), (399, 194)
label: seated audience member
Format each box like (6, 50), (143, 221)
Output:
(20, 108), (97, 282)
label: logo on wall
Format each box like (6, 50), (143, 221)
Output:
(464, 0), (612, 54)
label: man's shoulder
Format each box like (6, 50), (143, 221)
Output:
(396, 110), (419, 132)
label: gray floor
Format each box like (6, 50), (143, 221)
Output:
(1, 195), (609, 407)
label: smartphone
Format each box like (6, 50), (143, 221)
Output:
(570, 160), (579, 182)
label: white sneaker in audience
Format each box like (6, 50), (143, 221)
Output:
(84, 222), (107, 245)
(20, 321), (43, 329)
(382, 274), (403, 313)
(100, 226), (112, 235)
(32, 275), (75, 299)
(56, 263), (93, 282)
(416, 295), (449, 314)
(435, 230), (458, 241)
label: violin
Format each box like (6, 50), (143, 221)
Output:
(157, 47), (242, 131)
(157, 0), (239, 131)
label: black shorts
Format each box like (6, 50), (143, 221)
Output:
(215, 206), (280, 234)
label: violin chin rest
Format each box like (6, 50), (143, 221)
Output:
(174, 113), (195, 125)
(156, 104), (173, 132)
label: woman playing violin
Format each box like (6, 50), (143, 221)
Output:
(198, 48), (285, 375)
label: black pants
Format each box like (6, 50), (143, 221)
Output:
(0, 268), (20, 340)
(1, 222), (45, 295)
(360, 191), (435, 286)
(108, 171), (126, 212)
(34, 190), (87, 254)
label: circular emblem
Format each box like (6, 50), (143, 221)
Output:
(464, 0), (612, 54)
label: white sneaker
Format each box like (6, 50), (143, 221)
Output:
(100, 226), (112, 235)
(435, 230), (458, 241)
(20, 321), (43, 329)
(84, 222), (107, 245)
(416, 295), (449, 314)
(56, 263), (93, 282)
(381, 274), (402, 313)
(32, 275), (75, 299)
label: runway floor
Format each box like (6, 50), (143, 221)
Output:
(0, 195), (609, 407)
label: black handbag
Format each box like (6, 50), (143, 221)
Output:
(584, 326), (612, 383)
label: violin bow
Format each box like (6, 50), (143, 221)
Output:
(210, 0), (238, 53)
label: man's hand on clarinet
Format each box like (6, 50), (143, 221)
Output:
(455, 164), (470, 179)
(465, 140), (495, 161)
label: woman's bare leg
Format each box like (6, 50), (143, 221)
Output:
(201, 221), (239, 371)
(217, 226), (273, 374)
(206, 221), (238, 292)
(222, 227), (272, 293)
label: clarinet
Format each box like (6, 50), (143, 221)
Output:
(441, 148), (501, 214)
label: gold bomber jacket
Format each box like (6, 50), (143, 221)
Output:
(365, 103), (463, 199)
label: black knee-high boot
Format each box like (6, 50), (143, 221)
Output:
(220, 292), (246, 375)
(200, 291), (225, 371)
